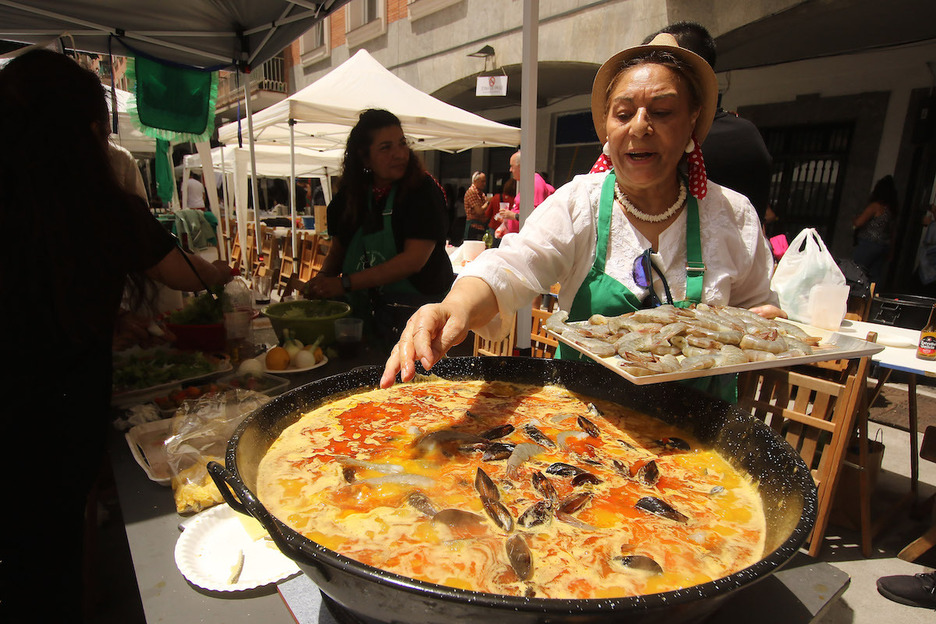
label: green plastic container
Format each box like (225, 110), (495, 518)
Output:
(261, 299), (351, 346)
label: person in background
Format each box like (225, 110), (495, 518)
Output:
(463, 171), (488, 241)
(852, 174), (898, 284)
(0, 49), (231, 623)
(301, 109), (454, 347)
(485, 176), (516, 246)
(495, 149), (554, 238)
(590, 21), (773, 225)
(108, 142), (148, 203)
(381, 34), (782, 394)
(184, 171), (207, 209)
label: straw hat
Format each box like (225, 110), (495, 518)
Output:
(590, 33), (718, 145)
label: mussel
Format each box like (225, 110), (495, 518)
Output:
(558, 491), (592, 514)
(480, 424), (515, 440)
(481, 442), (516, 461)
(517, 501), (551, 529)
(475, 467), (500, 501)
(506, 534), (533, 580)
(659, 437), (691, 451)
(613, 554), (663, 575)
(432, 509), (487, 538)
(522, 424), (556, 448)
(405, 491), (438, 517)
(545, 462), (587, 478)
(577, 414), (601, 438)
(571, 472), (602, 487)
(634, 496), (688, 522)
(482, 497), (514, 532)
(636, 460), (660, 487)
(531, 471), (559, 506)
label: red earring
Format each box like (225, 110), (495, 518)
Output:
(686, 135), (707, 199)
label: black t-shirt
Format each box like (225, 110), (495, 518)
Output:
(327, 174), (455, 295)
(703, 110), (773, 221)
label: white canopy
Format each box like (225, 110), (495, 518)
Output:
(181, 143), (342, 265)
(105, 87), (156, 154)
(217, 49), (520, 153)
(182, 144), (342, 179)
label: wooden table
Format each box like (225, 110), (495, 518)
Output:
(834, 319), (936, 560)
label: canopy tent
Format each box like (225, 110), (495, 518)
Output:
(183, 144), (342, 180)
(0, 0), (350, 271)
(217, 49), (521, 153)
(105, 87), (156, 154)
(0, 0), (350, 70)
(182, 144), (342, 259)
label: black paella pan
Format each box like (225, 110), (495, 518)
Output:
(209, 356), (817, 624)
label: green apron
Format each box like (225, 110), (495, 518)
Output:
(342, 185), (421, 336)
(557, 172), (736, 403)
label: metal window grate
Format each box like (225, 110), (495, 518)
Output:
(762, 123), (853, 242)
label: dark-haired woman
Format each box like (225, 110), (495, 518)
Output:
(303, 109), (454, 345)
(0, 50), (231, 622)
(853, 174), (898, 283)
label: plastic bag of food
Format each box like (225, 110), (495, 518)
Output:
(165, 388), (270, 514)
(770, 228), (845, 323)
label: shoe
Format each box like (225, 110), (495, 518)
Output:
(877, 571), (936, 608)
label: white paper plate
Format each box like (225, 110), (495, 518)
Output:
(174, 503), (299, 592)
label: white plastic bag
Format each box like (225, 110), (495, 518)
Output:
(770, 228), (845, 323)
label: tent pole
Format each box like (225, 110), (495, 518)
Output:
(220, 146), (231, 262)
(516, 0), (539, 352)
(289, 118), (297, 261)
(243, 70), (263, 269)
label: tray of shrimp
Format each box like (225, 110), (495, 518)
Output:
(544, 303), (884, 385)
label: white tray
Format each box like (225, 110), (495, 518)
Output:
(549, 321), (884, 385)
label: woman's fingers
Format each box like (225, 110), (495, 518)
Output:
(380, 304), (463, 387)
(750, 304), (788, 320)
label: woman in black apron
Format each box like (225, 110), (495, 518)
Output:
(380, 36), (784, 392)
(302, 109), (454, 348)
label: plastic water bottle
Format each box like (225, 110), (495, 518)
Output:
(223, 275), (254, 360)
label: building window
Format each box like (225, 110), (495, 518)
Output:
(299, 18), (330, 66)
(762, 123), (853, 244)
(552, 111), (600, 185)
(408, 0), (461, 21)
(345, 0), (386, 48)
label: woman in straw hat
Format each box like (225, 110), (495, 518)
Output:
(380, 34), (784, 395)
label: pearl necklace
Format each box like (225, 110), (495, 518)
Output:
(615, 181), (687, 223)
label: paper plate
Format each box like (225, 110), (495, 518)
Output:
(174, 503), (300, 592)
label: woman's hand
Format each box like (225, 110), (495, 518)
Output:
(380, 277), (500, 388)
(302, 274), (343, 299)
(497, 207), (518, 221)
(380, 302), (470, 388)
(749, 304), (788, 320)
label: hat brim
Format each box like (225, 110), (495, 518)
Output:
(591, 36), (718, 145)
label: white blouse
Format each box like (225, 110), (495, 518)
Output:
(459, 172), (778, 340)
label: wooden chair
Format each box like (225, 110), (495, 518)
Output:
(252, 225), (277, 278)
(473, 314), (517, 357)
(737, 345), (874, 558)
(310, 236), (331, 277)
(244, 222), (258, 274)
(530, 307), (558, 358)
(277, 234), (296, 295)
(297, 232), (318, 282)
(228, 221), (242, 271)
